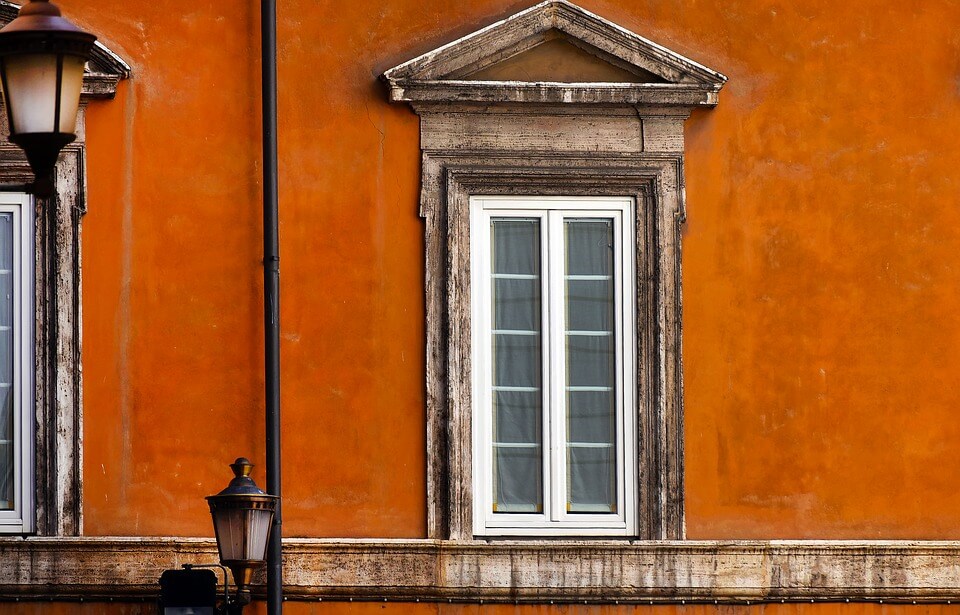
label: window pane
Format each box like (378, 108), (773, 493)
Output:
(567, 390), (614, 443)
(566, 278), (613, 332)
(494, 278), (539, 331)
(490, 218), (542, 513)
(493, 335), (540, 390)
(565, 219), (613, 276)
(565, 335), (614, 387)
(494, 390), (541, 444)
(564, 219), (616, 513)
(493, 219), (540, 275)
(567, 445), (615, 512)
(0, 213), (14, 511)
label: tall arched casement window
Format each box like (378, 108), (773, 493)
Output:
(0, 1), (129, 535)
(384, 0), (725, 539)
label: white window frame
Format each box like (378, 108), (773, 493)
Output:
(470, 196), (637, 536)
(0, 192), (34, 534)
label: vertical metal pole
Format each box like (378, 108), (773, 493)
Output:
(261, 0), (282, 613)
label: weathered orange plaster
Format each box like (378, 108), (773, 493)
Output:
(52, 0), (960, 540)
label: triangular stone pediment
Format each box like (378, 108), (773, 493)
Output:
(464, 34), (666, 84)
(383, 0), (725, 107)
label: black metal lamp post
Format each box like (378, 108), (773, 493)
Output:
(206, 458), (278, 614)
(0, 0), (95, 196)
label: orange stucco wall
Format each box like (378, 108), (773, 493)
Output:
(50, 0), (960, 539)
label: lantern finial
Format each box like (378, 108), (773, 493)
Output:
(18, 1), (60, 19)
(230, 457), (254, 479)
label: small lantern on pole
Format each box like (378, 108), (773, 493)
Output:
(0, 0), (95, 197)
(206, 458), (278, 614)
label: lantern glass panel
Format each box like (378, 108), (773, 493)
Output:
(212, 505), (273, 562)
(1, 53), (85, 135)
(245, 507), (272, 560)
(212, 507), (245, 562)
(2, 53), (57, 134)
(56, 54), (85, 133)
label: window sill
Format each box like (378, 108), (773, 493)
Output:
(2, 536), (960, 602)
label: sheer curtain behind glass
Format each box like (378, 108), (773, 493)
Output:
(488, 215), (619, 515)
(490, 219), (543, 513)
(0, 213), (13, 510)
(564, 219), (616, 513)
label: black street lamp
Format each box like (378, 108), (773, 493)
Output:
(0, 0), (95, 196)
(206, 458), (279, 614)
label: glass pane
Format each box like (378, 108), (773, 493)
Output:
(564, 218), (616, 513)
(567, 445), (616, 512)
(567, 390), (614, 443)
(566, 335), (613, 388)
(493, 219), (540, 275)
(0, 212), (11, 330)
(566, 278), (613, 332)
(493, 445), (541, 513)
(494, 390), (540, 444)
(490, 218), (542, 513)
(494, 278), (539, 331)
(493, 334), (540, 389)
(565, 219), (613, 276)
(0, 384), (13, 510)
(0, 213), (13, 511)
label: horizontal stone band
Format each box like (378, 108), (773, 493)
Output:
(3, 538), (960, 602)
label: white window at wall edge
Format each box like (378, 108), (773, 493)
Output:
(0, 192), (34, 534)
(471, 196), (637, 536)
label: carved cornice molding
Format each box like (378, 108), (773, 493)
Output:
(3, 538), (960, 603)
(391, 81), (722, 106)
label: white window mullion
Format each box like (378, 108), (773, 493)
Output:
(529, 210), (548, 520)
(547, 211), (566, 523)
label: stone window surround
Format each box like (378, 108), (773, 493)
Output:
(383, 0), (729, 541)
(0, 0), (131, 536)
(421, 146), (686, 540)
(0, 124), (85, 537)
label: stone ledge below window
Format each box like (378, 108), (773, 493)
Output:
(2, 537), (960, 603)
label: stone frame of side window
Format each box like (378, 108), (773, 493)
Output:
(0, 2), (130, 534)
(0, 134), (86, 535)
(384, 0), (725, 541)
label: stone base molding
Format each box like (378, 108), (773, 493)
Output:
(4, 538), (960, 603)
